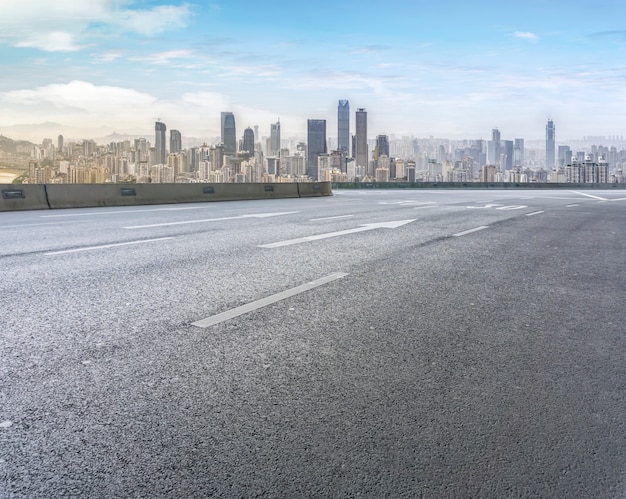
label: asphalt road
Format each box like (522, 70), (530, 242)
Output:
(1, 189), (625, 498)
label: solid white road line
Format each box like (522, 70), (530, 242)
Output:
(191, 272), (349, 328)
(44, 237), (173, 255)
(525, 211), (545, 216)
(452, 226), (489, 237)
(566, 204), (580, 207)
(310, 215), (355, 221)
(124, 211), (299, 229)
(259, 220), (416, 248)
(569, 190), (608, 201)
(41, 206), (214, 218)
(0, 221), (80, 229)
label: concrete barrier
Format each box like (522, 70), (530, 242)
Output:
(0, 184), (50, 211)
(298, 182), (332, 197)
(41, 183), (303, 209)
(0, 182), (334, 212)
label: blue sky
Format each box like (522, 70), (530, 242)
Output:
(1, 0), (625, 143)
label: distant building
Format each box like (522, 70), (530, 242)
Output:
(565, 158), (608, 183)
(221, 112), (236, 155)
(307, 119), (327, 181)
(155, 121), (166, 165)
(546, 119), (556, 169)
(270, 120), (281, 156)
(338, 100), (350, 154)
(355, 108), (368, 174)
(514, 139), (524, 167)
(170, 129), (182, 154)
(375, 135), (389, 159)
(242, 127), (255, 156)
(481, 165), (497, 183)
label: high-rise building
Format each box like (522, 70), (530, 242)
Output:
(221, 112), (236, 154)
(501, 140), (513, 171)
(155, 121), (166, 165)
(546, 119), (556, 169)
(270, 120), (281, 156)
(170, 129), (182, 154)
(376, 135), (389, 159)
(57, 134), (63, 151)
(338, 100), (350, 154)
(307, 119), (327, 181)
(355, 108), (368, 174)
(558, 145), (572, 168)
(242, 127), (255, 156)
(514, 139), (524, 167)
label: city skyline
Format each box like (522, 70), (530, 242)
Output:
(1, 1), (626, 143)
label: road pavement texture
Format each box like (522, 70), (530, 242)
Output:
(1, 189), (624, 497)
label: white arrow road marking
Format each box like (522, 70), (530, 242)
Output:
(192, 272), (349, 328)
(259, 219), (416, 248)
(569, 191), (608, 201)
(123, 212), (299, 229)
(45, 237), (173, 255)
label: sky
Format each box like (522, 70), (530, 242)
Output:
(1, 0), (625, 144)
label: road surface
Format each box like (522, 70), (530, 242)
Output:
(1, 189), (624, 497)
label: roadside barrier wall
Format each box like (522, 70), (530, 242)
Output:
(297, 182), (331, 197)
(0, 184), (50, 211)
(0, 182), (330, 212)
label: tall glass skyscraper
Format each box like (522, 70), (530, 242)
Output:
(338, 100), (350, 155)
(546, 119), (556, 169)
(221, 112), (236, 155)
(307, 119), (326, 181)
(355, 108), (368, 174)
(155, 121), (166, 165)
(376, 135), (389, 158)
(242, 127), (255, 156)
(170, 129), (182, 154)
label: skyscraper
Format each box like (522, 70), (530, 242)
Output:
(170, 129), (182, 154)
(546, 119), (556, 169)
(307, 119), (326, 181)
(376, 135), (389, 158)
(242, 127), (255, 156)
(355, 108), (368, 174)
(270, 120), (281, 156)
(338, 100), (350, 155)
(221, 112), (236, 155)
(57, 134), (63, 151)
(514, 139), (524, 167)
(155, 121), (166, 165)
(501, 140), (513, 171)
(487, 128), (501, 167)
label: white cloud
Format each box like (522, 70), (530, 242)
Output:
(15, 31), (84, 52)
(0, 81), (158, 130)
(514, 31), (539, 41)
(0, 0), (191, 52)
(115, 5), (190, 36)
(132, 50), (195, 65)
